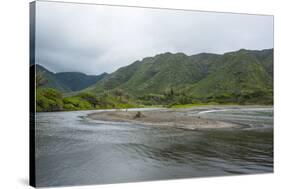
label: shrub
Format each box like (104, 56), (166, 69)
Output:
(63, 96), (92, 110)
(36, 88), (63, 112)
(78, 92), (99, 108)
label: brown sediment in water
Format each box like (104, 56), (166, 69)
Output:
(88, 109), (239, 130)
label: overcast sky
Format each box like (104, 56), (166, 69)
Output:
(35, 1), (273, 75)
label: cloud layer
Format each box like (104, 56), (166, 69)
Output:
(35, 1), (274, 75)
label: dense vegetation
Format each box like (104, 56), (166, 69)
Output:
(36, 88), (138, 112)
(35, 48), (273, 112)
(35, 64), (108, 92)
(36, 72), (138, 112)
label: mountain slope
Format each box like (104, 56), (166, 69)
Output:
(35, 64), (108, 93)
(35, 64), (71, 92)
(55, 72), (108, 91)
(86, 49), (273, 104)
(187, 50), (273, 103)
(91, 52), (220, 95)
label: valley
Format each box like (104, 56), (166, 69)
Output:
(34, 48), (273, 112)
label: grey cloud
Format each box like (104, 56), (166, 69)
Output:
(35, 1), (273, 75)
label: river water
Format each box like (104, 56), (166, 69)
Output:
(35, 106), (273, 187)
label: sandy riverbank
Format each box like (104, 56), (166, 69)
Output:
(88, 108), (240, 130)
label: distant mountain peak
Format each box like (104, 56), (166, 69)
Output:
(35, 64), (108, 92)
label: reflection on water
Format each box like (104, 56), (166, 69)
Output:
(35, 107), (273, 187)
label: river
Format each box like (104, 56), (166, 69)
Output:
(35, 106), (273, 187)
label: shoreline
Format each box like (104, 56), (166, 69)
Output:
(36, 104), (273, 113)
(87, 107), (246, 130)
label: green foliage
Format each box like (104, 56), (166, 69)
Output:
(78, 92), (99, 108)
(36, 71), (47, 87)
(170, 103), (219, 109)
(55, 72), (107, 91)
(35, 65), (71, 93)
(88, 49), (273, 105)
(98, 90), (137, 109)
(36, 87), (139, 112)
(63, 96), (92, 110)
(36, 88), (63, 112)
(138, 94), (165, 105)
(35, 64), (107, 93)
(35, 49), (273, 112)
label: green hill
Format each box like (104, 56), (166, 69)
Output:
(90, 52), (219, 95)
(86, 49), (273, 104)
(87, 49), (273, 103)
(35, 64), (71, 92)
(55, 72), (108, 91)
(35, 48), (273, 112)
(35, 64), (108, 93)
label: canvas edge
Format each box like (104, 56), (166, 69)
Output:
(29, 1), (36, 187)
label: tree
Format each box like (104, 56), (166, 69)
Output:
(114, 88), (124, 101)
(170, 88), (174, 96)
(36, 72), (47, 87)
(36, 88), (63, 112)
(79, 93), (99, 108)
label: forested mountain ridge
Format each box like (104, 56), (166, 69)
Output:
(34, 48), (273, 112)
(35, 64), (108, 92)
(86, 48), (273, 104)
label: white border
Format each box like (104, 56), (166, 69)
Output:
(0, 0), (280, 188)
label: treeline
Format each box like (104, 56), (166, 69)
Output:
(36, 87), (273, 112)
(35, 69), (272, 112)
(36, 88), (138, 112)
(137, 88), (273, 107)
(36, 86), (273, 112)
(35, 72), (139, 112)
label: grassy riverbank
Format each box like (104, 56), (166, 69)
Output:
(36, 87), (272, 112)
